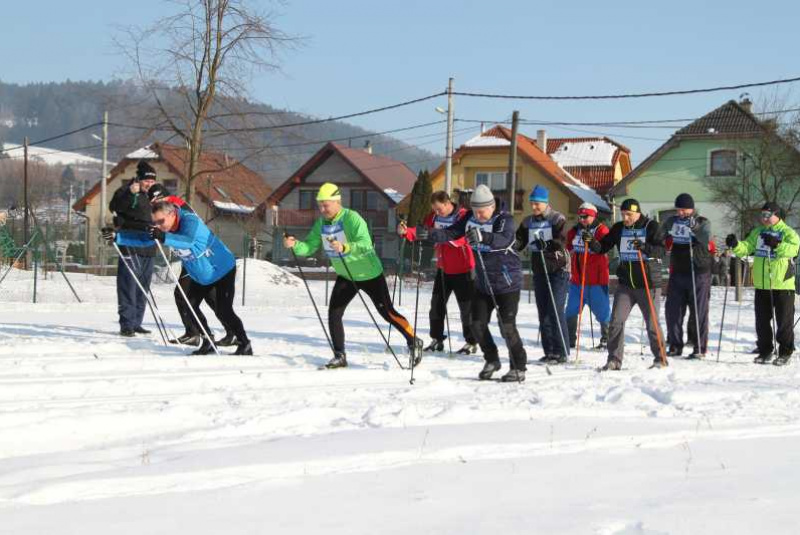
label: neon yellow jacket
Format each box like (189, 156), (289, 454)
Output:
(292, 208), (383, 281)
(732, 218), (800, 291)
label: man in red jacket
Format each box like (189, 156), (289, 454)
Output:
(566, 202), (611, 349)
(398, 190), (478, 354)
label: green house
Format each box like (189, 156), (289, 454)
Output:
(608, 98), (767, 242)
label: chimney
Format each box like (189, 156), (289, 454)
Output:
(537, 129), (547, 152)
(740, 94), (753, 113)
(364, 140), (373, 154)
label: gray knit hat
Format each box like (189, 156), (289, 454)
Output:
(470, 184), (495, 209)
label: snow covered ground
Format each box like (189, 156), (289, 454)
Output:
(1, 260), (800, 534)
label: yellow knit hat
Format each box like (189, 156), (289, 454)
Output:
(316, 182), (341, 201)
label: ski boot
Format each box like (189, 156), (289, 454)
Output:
(666, 346), (683, 357)
(686, 349), (706, 360)
(500, 369), (525, 383)
(754, 353), (774, 364)
(172, 333), (202, 346)
(599, 358), (622, 372)
(192, 337), (215, 355)
(233, 340), (253, 356)
(773, 353), (793, 366)
(567, 316), (578, 349)
(324, 351), (348, 369)
(650, 358), (669, 369)
(537, 354), (559, 364)
(409, 338), (424, 367)
(120, 328), (135, 338)
(216, 332), (238, 347)
(478, 360), (501, 380)
(596, 323), (609, 350)
(424, 338), (445, 352)
(134, 326), (152, 335)
(456, 343), (478, 355)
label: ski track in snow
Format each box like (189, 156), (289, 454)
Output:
(0, 261), (799, 533)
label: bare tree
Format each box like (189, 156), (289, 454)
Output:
(705, 101), (800, 235)
(119, 0), (297, 204)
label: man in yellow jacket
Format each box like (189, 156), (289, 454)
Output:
(727, 201), (800, 365)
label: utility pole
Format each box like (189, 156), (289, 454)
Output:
(100, 111), (109, 228)
(507, 111), (520, 214)
(23, 136), (29, 269)
(445, 77), (454, 195)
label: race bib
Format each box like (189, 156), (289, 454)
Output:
(572, 231), (585, 254)
(755, 230), (781, 258)
(620, 228), (647, 262)
(432, 212), (460, 230)
(465, 217), (494, 253)
(669, 219), (693, 245)
(527, 219), (553, 252)
(321, 222), (349, 258)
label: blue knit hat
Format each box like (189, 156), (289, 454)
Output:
(529, 184), (549, 203)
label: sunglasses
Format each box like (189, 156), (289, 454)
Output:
(760, 211), (774, 219)
(152, 218), (166, 226)
(578, 214), (591, 219)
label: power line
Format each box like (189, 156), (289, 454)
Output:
(0, 122), (103, 154)
(453, 75), (800, 101)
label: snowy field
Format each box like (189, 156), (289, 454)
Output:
(1, 260), (800, 534)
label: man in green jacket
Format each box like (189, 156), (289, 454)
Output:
(726, 201), (800, 365)
(283, 182), (422, 369)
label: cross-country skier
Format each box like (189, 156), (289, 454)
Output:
(515, 185), (570, 364)
(660, 193), (713, 359)
(726, 201), (799, 365)
(397, 190), (478, 355)
(565, 202), (611, 350)
(283, 182), (422, 369)
(590, 198), (666, 370)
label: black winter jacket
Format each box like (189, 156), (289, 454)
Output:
(659, 215), (713, 274)
(110, 180), (157, 257)
(515, 207), (569, 276)
(599, 216), (665, 289)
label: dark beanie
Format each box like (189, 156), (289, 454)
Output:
(674, 193), (694, 209)
(136, 160), (157, 181)
(762, 201), (781, 214)
(620, 198), (641, 213)
(147, 183), (170, 202)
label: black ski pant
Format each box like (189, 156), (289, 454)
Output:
(185, 267), (248, 344)
(755, 288), (795, 356)
(429, 269), (477, 344)
(665, 271), (711, 354)
(533, 270), (570, 358)
(329, 275), (415, 353)
(176, 266), (233, 338)
(117, 252), (154, 330)
(471, 290), (527, 371)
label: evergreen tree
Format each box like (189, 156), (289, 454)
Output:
(408, 169), (432, 227)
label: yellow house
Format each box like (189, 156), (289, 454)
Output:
(400, 125), (609, 227)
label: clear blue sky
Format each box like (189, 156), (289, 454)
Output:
(2, 0), (799, 164)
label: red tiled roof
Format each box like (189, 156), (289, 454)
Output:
(268, 142), (416, 206)
(73, 142), (271, 212)
(562, 166), (616, 195)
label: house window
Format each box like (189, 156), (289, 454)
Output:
(163, 179), (178, 192)
(709, 150), (738, 177)
(243, 191), (258, 204)
(299, 190), (315, 209)
(475, 171), (508, 191)
(214, 185), (230, 198)
(373, 232), (383, 257)
(351, 190), (379, 211)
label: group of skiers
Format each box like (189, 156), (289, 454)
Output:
(283, 180), (800, 382)
(102, 162), (799, 378)
(101, 160), (252, 356)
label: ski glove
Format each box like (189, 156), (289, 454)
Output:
(466, 227), (483, 248)
(533, 237), (547, 251)
(581, 230), (594, 243)
(725, 234), (738, 248)
(148, 226), (166, 243)
(630, 239), (644, 250)
(415, 225), (430, 241)
(761, 232), (782, 249)
(101, 227), (116, 245)
(588, 238), (602, 253)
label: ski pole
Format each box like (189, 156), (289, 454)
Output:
(589, 311), (596, 348)
(388, 234), (407, 346)
(112, 242), (169, 346)
(767, 254), (778, 355)
(155, 240), (220, 355)
(639, 317), (645, 356)
(0, 230), (38, 288)
(440, 267), (453, 355)
(688, 240), (704, 356)
(575, 246), (589, 362)
(637, 249), (667, 366)
(327, 238), (406, 370)
(733, 260), (748, 357)
(411, 241), (424, 384)
(287, 238), (335, 358)
(716, 272), (730, 362)
(539, 247), (569, 361)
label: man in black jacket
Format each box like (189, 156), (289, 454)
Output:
(590, 198), (667, 370)
(660, 193), (713, 358)
(109, 160), (158, 337)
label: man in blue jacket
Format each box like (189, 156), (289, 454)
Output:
(112, 201), (251, 356)
(420, 184), (527, 382)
